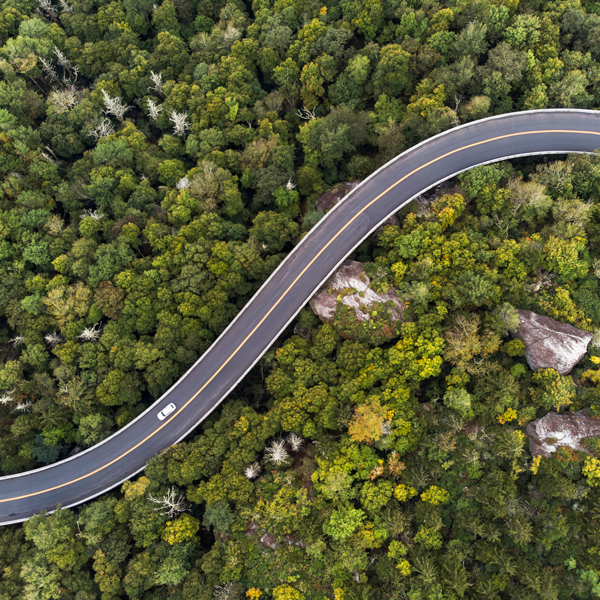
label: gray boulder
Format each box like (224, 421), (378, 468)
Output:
(514, 309), (593, 375)
(310, 260), (405, 344)
(526, 410), (600, 457)
(315, 181), (399, 230)
(316, 181), (361, 213)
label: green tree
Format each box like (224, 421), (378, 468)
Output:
(297, 108), (370, 171)
(421, 485), (449, 505)
(530, 369), (576, 411)
(360, 480), (394, 512)
(96, 370), (142, 406)
(300, 62), (325, 110)
(162, 513), (200, 545)
(273, 585), (306, 600)
(203, 500), (235, 534)
(348, 399), (388, 444)
(323, 506), (366, 541)
(373, 45), (411, 97)
(24, 508), (86, 571)
(152, 0), (179, 35)
(443, 387), (474, 420)
(249, 211), (298, 253)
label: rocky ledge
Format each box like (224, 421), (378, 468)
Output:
(526, 410), (600, 457)
(316, 181), (361, 213)
(513, 309), (593, 375)
(310, 260), (405, 345)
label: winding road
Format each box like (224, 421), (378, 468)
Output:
(1, 108), (600, 525)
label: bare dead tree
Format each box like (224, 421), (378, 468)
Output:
(80, 208), (104, 221)
(287, 433), (304, 452)
(214, 583), (238, 600)
(48, 85), (80, 113)
(38, 48), (79, 108)
(78, 323), (102, 342)
(296, 106), (316, 120)
(169, 110), (190, 138)
(147, 71), (164, 95)
(88, 119), (115, 141)
(53, 46), (78, 83)
(147, 98), (163, 120)
(0, 391), (15, 406)
(265, 439), (289, 465)
(9, 335), (24, 347)
(148, 487), (190, 519)
(244, 462), (261, 479)
(454, 93), (463, 112)
(101, 89), (130, 121)
(44, 332), (63, 346)
(58, 377), (86, 408)
(176, 176), (190, 190)
(58, 0), (73, 12)
(41, 145), (59, 163)
(38, 56), (58, 82)
(220, 24), (241, 47)
(36, 0), (57, 19)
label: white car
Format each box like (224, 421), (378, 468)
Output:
(157, 403), (176, 421)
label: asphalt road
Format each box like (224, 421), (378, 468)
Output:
(1, 109), (600, 525)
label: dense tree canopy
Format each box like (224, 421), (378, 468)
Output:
(3, 0), (600, 597)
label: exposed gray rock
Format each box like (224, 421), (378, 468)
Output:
(315, 180), (401, 232)
(375, 213), (400, 232)
(67, 445), (82, 457)
(413, 180), (458, 214)
(293, 323), (312, 342)
(246, 522), (306, 550)
(316, 181), (361, 213)
(310, 260), (405, 344)
(526, 410), (600, 457)
(513, 309), (593, 375)
(311, 261), (404, 322)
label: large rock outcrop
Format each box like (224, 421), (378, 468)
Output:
(513, 309), (593, 375)
(526, 410), (600, 457)
(310, 260), (405, 345)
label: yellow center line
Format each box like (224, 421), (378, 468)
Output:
(3, 127), (599, 504)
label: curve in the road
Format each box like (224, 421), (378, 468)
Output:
(1, 109), (600, 525)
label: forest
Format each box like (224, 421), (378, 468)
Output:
(2, 0), (600, 597)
